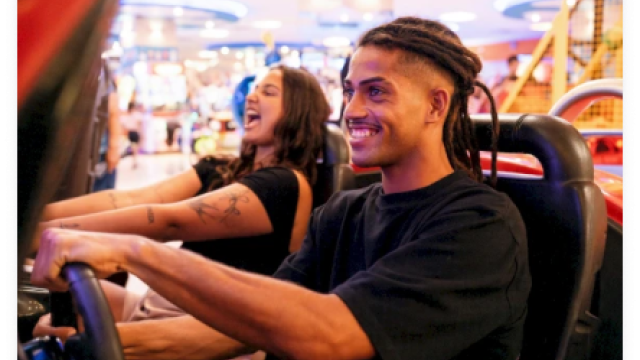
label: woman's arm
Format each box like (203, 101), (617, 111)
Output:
(33, 182), (275, 252)
(42, 168), (202, 221)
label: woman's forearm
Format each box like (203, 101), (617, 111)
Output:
(33, 204), (178, 253)
(42, 190), (137, 221)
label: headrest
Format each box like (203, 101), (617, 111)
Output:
(472, 114), (594, 182)
(321, 123), (351, 166)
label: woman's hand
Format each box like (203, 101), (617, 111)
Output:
(31, 228), (138, 292)
(32, 313), (77, 343)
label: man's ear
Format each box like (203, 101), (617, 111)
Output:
(425, 88), (451, 124)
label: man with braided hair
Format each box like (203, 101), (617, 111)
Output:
(32, 17), (531, 360)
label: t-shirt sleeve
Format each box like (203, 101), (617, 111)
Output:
(237, 167), (300, 243)
(331, 204), (529, 360)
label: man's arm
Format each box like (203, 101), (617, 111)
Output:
(118, 316), (255, 360)
(31, 229), (375, 360)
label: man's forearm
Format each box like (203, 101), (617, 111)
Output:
(118, 316), (254, 360)
(122, 238), (360, 360)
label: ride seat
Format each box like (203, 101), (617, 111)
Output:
(472, 114), (608, 360)
(313, 123), (356, 208)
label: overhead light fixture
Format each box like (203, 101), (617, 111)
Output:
(200, 29), (230, 38)
(323, 36), (351, 48)
(173, 7), (183, 17)
(206, 21), (215, 29)
(340, 13), (349, 22)
(291, 50), (300, 58)
(530, 22), (552, 32)
(236, 51), (245, 59)
(363, 12), (373, 21)
(221, 47), (230, 55)
(252, 20), (282, 29)
(439, 11), (477, 23)
(531, 13), (540, 23)
(280, 45), (290, 54)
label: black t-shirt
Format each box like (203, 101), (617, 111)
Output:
(181, 157), (299, 276)
(270, 170), (531, 360)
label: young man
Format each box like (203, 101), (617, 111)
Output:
(32, 18), (531, 360)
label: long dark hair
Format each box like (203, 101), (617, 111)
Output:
(357, 17), (500, 186)
(209, 65), (329, 190)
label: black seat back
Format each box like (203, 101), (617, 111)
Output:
(313, 123), (356, 208)
(473, 114), (608, 360)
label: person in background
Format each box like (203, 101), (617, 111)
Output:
(491, 55), (520, 109)
(92, 61), (122, 192)
(121, 102), (143, 169)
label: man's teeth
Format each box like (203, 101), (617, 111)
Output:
(350, 128), (379, 139)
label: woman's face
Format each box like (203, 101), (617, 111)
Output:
(243, 69), (284, 146)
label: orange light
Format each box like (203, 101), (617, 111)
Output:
(616, 139), (623, 149)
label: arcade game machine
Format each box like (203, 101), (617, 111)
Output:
(19, 0), (125, 358)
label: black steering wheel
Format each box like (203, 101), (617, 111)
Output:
(22, 263), (124, 360)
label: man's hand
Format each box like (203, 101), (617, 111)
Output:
(31, 228), (134, 292)
(32, 313), (77, 343)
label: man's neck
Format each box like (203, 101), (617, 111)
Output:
(380, 146), (454, 194)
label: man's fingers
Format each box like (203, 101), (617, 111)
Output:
(33, 314), (77, 341)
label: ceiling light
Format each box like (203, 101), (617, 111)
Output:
(291, 50), (300, 58)
(363, 13), (373, 21)
(323, 36), (351, 48)
(236, 51), (245, 59)
(566, 0), (577, 6)
(221, 47), (230, 55)
(252, 20), (282, 29)
(200, 29), (230, 38)
(530, 22), (552, 32)
(206, 21), (215, 29)
(173, 7), (183, 17)
(439, 11), (477, 23)
(531, 13), (540, 23)
(340, 14), (349, 22)
(280, 46), (290, 54)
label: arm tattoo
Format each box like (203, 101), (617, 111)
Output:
(186, 190), (250, 226)
(219, 190), (250, 224)
(188, 198), (221, 224)
(147, 206), (155, 224)
(108, 193), (118, 209)
(59, 222), (80, 229)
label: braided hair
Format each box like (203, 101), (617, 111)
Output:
(358, 17), (500, 186)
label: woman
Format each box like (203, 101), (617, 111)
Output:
(32, 64), (330, 328)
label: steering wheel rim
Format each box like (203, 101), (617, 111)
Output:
(59, 263), (124, 360)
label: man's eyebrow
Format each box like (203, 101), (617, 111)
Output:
(344, 77), (390, 87)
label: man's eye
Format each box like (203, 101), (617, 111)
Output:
(369, 87), (383, 97)
(343, 89), (354, 100)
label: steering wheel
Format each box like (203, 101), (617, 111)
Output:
(22, 263), (124, 360)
